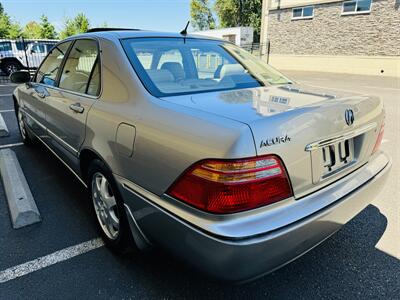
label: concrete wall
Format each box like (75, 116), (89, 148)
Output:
(266, 54), (400, 77)
(262, 0), (400, 77)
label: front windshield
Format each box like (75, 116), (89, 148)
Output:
(121, 37), (292, 97)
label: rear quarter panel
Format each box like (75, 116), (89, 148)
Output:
(83, 36), (256, 195)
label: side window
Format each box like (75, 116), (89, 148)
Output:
(15, 42), (25, 51)
(0, 42), (12, 52)
(31, 44), (46, 54)
(36, 41), (71, 86)
(59, 39), (100, 95)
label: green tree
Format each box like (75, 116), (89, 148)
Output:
(0, 14), (10, 38)
(39, 15), (57, 39)
(0, 3), (23, 38)
(190, 0), (215, 31)
(23, 21), (41, 39)
(74, 13), (90, 33)
(60, 13), (90, 39)
(214, 0), (262, 40)
(60, 18), (76, 39)
(7, 21), (22, 39)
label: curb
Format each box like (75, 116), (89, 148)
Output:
(0, 148), (41, 229)
(0, 113), (9, 137)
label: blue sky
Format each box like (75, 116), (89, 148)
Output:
(2, 0), (197, 33)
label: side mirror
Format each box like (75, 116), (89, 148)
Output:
(10, 70), (31, 84)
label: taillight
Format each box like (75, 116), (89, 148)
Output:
(166, 155), (293, 214)
(372, 122), (385, 154)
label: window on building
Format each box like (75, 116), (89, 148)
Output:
(342, 0), (372, 14)
(292, 6), (314, 19)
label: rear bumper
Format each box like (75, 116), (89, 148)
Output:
(116, 152), (391, 282)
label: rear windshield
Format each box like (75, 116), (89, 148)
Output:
(121, 37), (292, 97)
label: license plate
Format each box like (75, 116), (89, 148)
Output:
(322, 138), (354, 171)
(310, 138), (356, 183)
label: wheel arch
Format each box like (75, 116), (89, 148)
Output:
(79, 147), (112, 184)
(0, 57), (24, 68)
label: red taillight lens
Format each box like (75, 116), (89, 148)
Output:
(166, 155), (293, 214)
(372, 123), (385, 154)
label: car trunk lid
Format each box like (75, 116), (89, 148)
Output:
(161, 84), (384, 197)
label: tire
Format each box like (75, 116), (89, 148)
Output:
(87, 159), (135, 253)
(15, 103), (35, 146)
(3, 60), (22, 76)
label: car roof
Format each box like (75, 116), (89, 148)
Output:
(72, 29), (223, 42)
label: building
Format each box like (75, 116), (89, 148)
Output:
(260, 0), (400, 77)
(192, 27), (254, 47)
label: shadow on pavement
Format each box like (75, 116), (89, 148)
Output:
(111, 204), (399, 299)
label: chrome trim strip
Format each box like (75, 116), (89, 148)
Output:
(21, 108), (79, 156)
(305, 123), (377, 152)
(46, 128), (79, 156)
(20, 108), (86, 187)
(21, 109), (46, 130)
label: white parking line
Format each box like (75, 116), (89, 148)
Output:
(0, 143), (24, 149)
(0, 94), (12, 97)
(0, 109), (14, 113)
(0, 238), (104, 283)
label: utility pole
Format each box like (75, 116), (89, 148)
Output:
(260, 0), (270, 59)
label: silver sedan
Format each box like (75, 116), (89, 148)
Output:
(11, 29), (391, 282)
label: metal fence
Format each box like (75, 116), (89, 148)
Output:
(241, 42), (271, 60)
(0, 38), (58, 83)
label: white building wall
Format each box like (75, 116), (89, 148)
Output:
(192, 27), (254, 46)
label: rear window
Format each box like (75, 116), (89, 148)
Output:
(121, 37), (291, 97)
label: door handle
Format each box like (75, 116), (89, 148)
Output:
(69, 103), (84, 113)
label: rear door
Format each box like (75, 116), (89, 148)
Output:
(44, 39), (101, 169)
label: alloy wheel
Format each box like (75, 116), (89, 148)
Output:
(91, 172), (120, 240)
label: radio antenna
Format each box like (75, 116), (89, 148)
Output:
(180, 21), (190, 35)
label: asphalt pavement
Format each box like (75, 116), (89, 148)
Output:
(0, 71), (399, 299)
